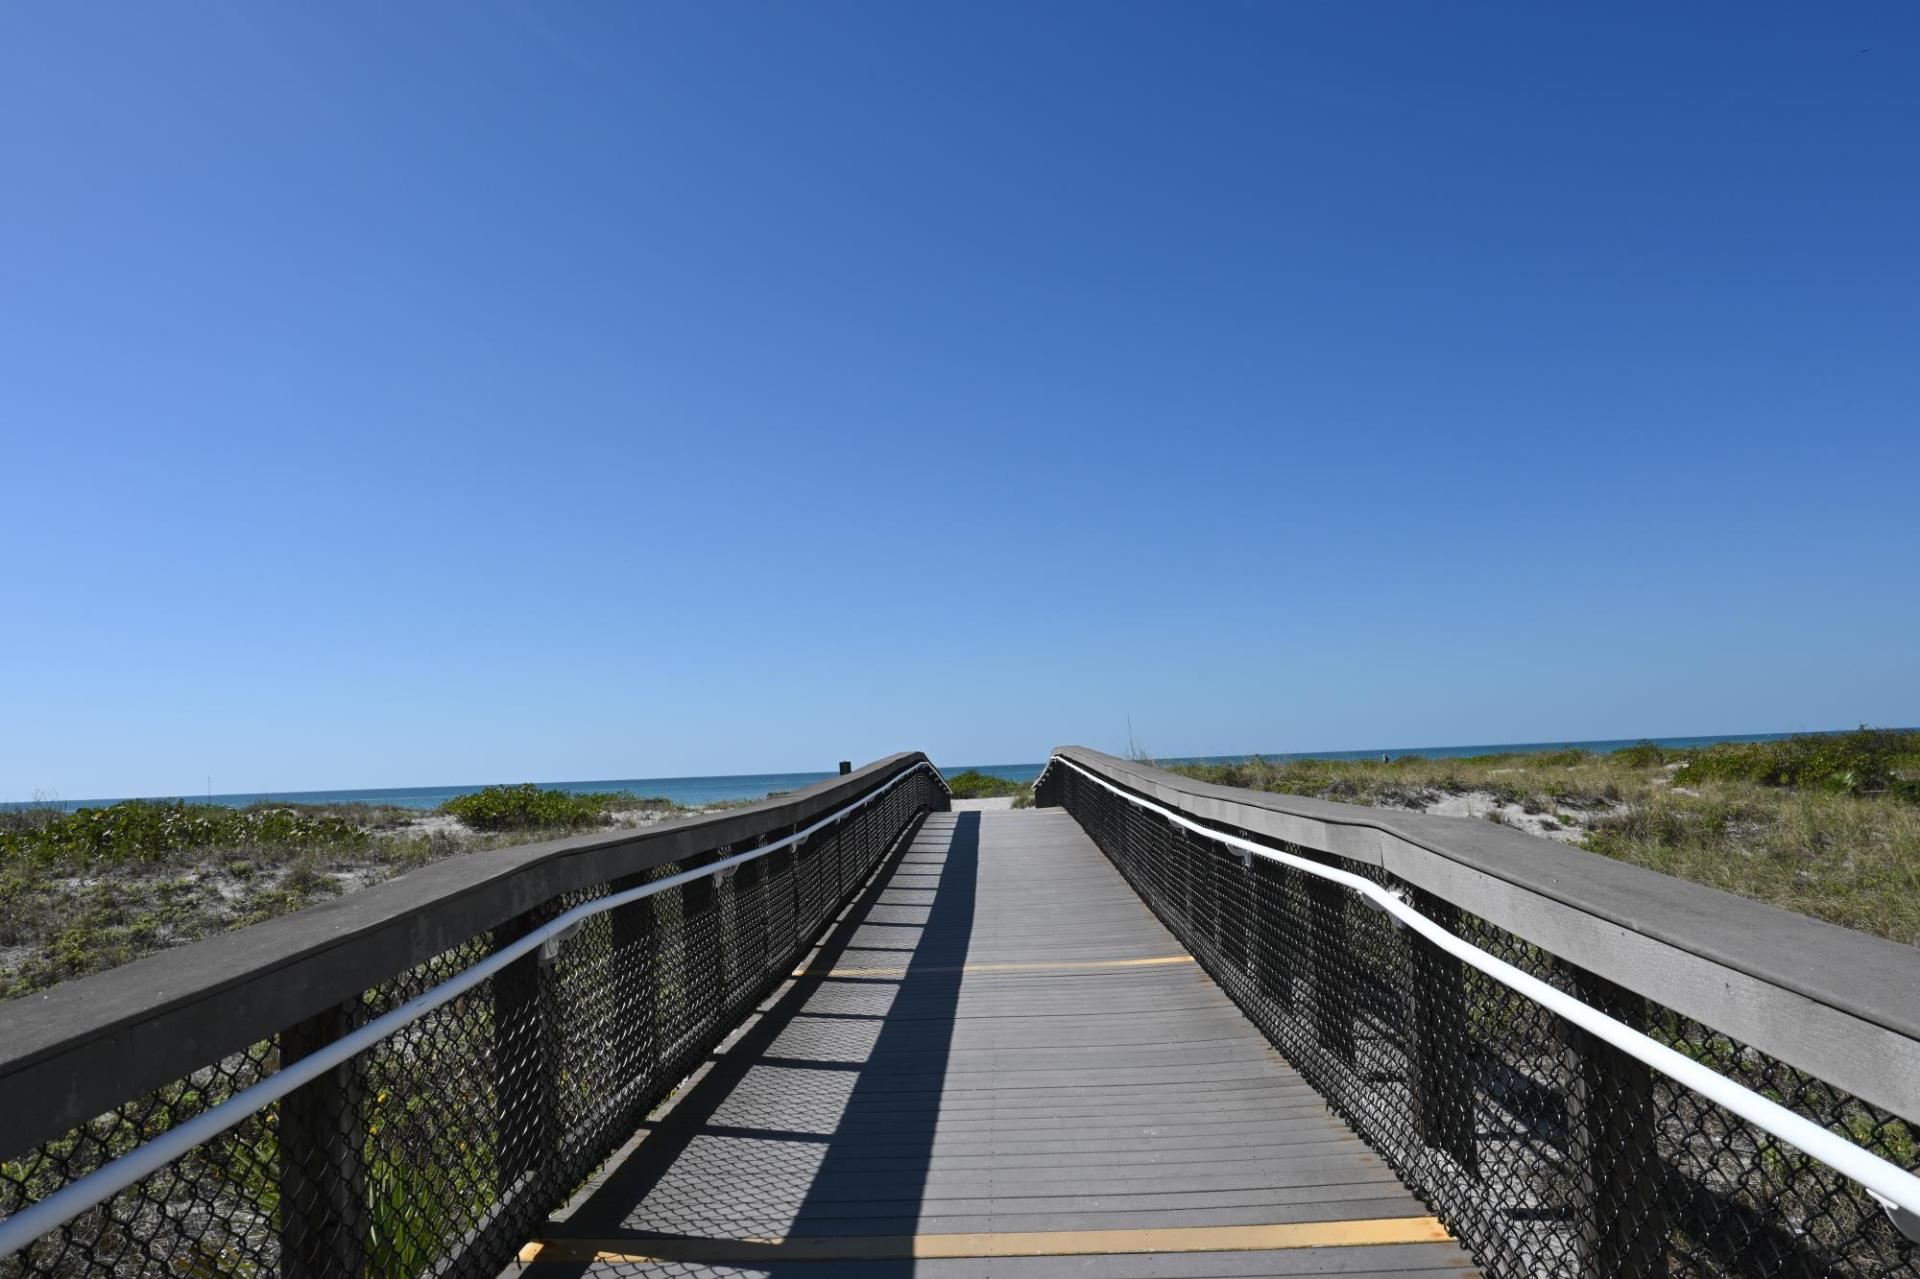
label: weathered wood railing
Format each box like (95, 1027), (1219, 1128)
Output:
(6, 741), (1917, 1279)
(0, 754), (948, 1277)
(1037, 746), (1920, 1279)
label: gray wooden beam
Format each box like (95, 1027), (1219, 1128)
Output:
(1046, 747), (1920, 1125)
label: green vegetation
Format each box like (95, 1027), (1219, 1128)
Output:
(362, 1083), (497, 1277)
(1673, 728), (1920, 799)
(0, 789), (692, 1000)
(0, 821), (441, 1001)
(1167, 729), (1920, 945)
(945, 769), (1023, 798)
(0, 798), (369, 864)
(437, 783), (673, 832)
(945, 770), (1034, 807)
(1174, 750), (1620, 814)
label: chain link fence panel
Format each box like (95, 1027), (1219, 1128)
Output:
(1044, 760), (1919, 1279)
(1, 766), (944, 1278)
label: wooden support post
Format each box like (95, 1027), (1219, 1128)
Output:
(1110, 790), (1122, 858)
(1407, 890), (1478, 1176)
(491, 907), (557, 1195)
(766, 834), (798, 958)
(681, 854), (724, 1030)
(1252, 859), (1295, 1014)
(797, 829), (823, 937)
(607, 873), (658, 1115)
(1207, 839), (1230, 956)
(734, 854), (769, 1000)
(1219, 846), (1252, 986)
(816, 826), (837, 929)
(1171, 818), (1195, 935)
(832, 816), (852, 899)
(715, 859), (740, 1009)
(1306, 871), (1356, 1063)
(1563, 966), (1668, 1279)
(279, 998), (368, 1279)
(856, 798), (875, 876)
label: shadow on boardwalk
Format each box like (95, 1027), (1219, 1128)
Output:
(531, 810), (979, 1276)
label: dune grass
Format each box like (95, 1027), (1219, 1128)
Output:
(0, 815), (443, 1000)
(0, 799), (372, 864)
(1167, 730), (1920, 945)
(0, 788), (689, 999)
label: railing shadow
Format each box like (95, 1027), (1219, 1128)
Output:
(527, 810), (980, 1277)
(777, 809), (979, 1267)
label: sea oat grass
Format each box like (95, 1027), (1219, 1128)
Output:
(1171, 731), (1920, 945)
(1585, 784), (1920, 942)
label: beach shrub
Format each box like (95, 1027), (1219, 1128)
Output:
(1673, 728), (1920, 798)
(439, 784), (624, 831)
(0, 800), (367, 865)
(604, 794), (680, 815)
(1610, 741), (1673, 768)
(945, 770), (1029, 800)
(1518, 748), (1590, 768)
(1170, 735), (1920, 944)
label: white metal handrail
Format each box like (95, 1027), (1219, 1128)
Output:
(0, 760), (945, 1260)
(1041, 753), (1920, 1241)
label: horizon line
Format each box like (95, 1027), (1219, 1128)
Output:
(7, 723), (1905, 809)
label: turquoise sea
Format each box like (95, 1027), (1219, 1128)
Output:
(9, 729), (1886, 813)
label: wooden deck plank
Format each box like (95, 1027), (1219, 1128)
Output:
(514, 808), (1476, 1278)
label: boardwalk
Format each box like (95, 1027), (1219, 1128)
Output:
(513, 807), (1475, 1277)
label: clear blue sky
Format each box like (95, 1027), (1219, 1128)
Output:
(3, 4), (1917, 800)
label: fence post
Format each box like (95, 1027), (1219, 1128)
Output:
(681, 853), (725, 1036)
(1252, 858), (1295, 1013)
(1175, 825), (1208, 945)
(1305, 869), (1356, 1063)
(831, 815), (852, 898)
(607, 873), (658, 1117)
(1218, 843), (1253, 990)
(491, 906), (558, 1200)
(1406, 889), (1478, 1175)
(279, 998), (368, 1279)
(714, 855), (741, 1012)
(734, 853), (769, 1002)
(1563, 966), (1668, 1279)
(796, 828), (822, 938)
(767, 826), (798, 958)
(1031, 766), (1056, 808)
(1165, 821), (1193, 942)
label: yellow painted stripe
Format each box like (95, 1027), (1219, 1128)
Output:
(792, 954), (1196, 979)
(520, 1216), (1450, 1264)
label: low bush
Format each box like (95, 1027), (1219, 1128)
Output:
(945, 770), (1029, 800)
(0, 800), (367, 865)
(438, 784), (625, 831)
(602, 794), (680, 814)
(1673, 728), (1920, 797)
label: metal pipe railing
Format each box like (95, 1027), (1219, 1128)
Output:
(0, 760), (945, 1261)
(1040, 752), (1920, 1244)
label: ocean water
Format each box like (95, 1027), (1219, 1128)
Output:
(8, 728), (1885, 813)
